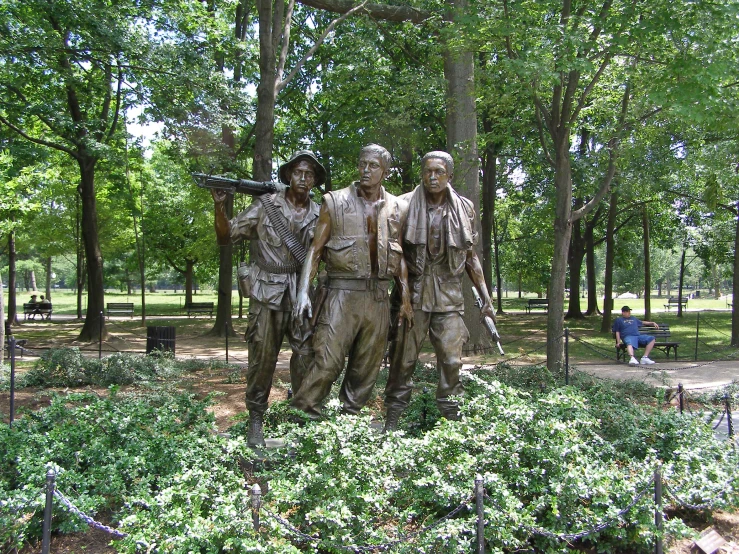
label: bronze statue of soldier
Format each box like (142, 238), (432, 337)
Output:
(383, 151), (495, 430)
(292, 144), (414, 419)
(211, 150), (326, 446)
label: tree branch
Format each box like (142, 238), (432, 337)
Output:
(0, 115), (79, 158)
(275, 0), (296, 92)
(297, 0), (429, 23)
(277, 0), (369, 93)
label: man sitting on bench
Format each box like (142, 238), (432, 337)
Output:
(612, 305), (659, 366)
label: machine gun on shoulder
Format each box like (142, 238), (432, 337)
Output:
(192, 173), (288, 196)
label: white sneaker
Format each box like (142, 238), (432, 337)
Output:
(628, 356), (639, 366)
(640, 357), (656, 365)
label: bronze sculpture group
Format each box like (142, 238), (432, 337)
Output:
(210, 145), (496, 447)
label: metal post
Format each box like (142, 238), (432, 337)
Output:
(9, 336), (16, 428)
(654, 468), (663, 554)
(251, 483), (262, 534)
(564, 328), (570, 385)
(475, 474), (485, 554)
(421, 387), (429, 426)
(41, 469), (56, 554)
(99, 311), (104, 359)
(678, 383), (684, 415)
(225, 321), (229, 364)
(694, 313), (700, 361)
(725, 393), (734, 438)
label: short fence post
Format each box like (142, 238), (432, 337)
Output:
(251, 483), (262, 534)
(475, 474), (485, 554)
(564, 328), (570, 385)
(99, 311), (104, 359)
(725, 393), (734, 438)
(654, 468), (663, 554)
(41, 469), (56, 554)
(694, 313), (700, 361)
(678, 383), (684, 415)
(421, 387), (429, 426)
(9, 336), (16, 428)
(225, 321), (229, 364)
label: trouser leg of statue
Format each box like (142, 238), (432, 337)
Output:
(428, 311), (469, 420)
(292, 288), (389, 418)
(384, 310), (432, 429)
(245, 300), (314, 446)
(384, 310), (469, 426)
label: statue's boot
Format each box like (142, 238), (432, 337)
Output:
(384, 406), (404, 432)
(439, 405), (460, 421)
(247, 412), (266, 447)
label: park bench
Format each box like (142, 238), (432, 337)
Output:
(106, 302), (135, 318)
(525, 299), (549, 314)
(614, 324), (679, 361)
(22, 303), (52, 321)
(664, 297), (688, 311)
(184, 301), (215, 318)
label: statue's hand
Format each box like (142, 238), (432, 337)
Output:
(399, 299), (414, 329)
(211, 189), (229, 204)
(294, 289), (312, 320)
(481, 300), (496, 323)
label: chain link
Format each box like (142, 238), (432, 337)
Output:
(265, 497), (472, 552)
(53, 490), (128, 538)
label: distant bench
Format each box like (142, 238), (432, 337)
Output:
(525, 299), (549, 314)
(106, 302), (134, 318)
(614, 324), (679, 361)
(184, 302), (214, 318)
(23, 303), (52, 321)
(664, 297), (688, 311)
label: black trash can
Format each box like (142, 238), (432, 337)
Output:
(146, 326), (176, 355)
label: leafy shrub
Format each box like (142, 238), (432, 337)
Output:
(2, 347), (236, 389)
(2, 371), (738, 553)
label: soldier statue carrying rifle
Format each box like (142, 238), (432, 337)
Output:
(207, 150), (325, 447)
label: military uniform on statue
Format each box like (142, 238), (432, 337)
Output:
(384, 151), (495, 431)
(211, 150), (326, 446)
(292, 144), (414, 420)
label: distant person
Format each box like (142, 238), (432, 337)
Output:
(39, 295), (50, 305)
(612, 306), (659, 366)
(29, 294), (38, 303)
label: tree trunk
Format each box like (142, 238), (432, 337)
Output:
(0, 272), (5, 359)
(185, 259), (195, 307)
(642, 206), (651, 320)
(76, 193), (85, 319)
(547, 137), (573, 372)
(30, 271), (38, 292)
(443, 9), (481, 347)
(711, 264), (721, 299)
(677, 246), (686, 319)
(493, 215), (504, 315)
(565, 216), (584, 319)
(45, 256), (52, 300)
(731, 204), (738, 346)
(77, 159), (107, 342)
(600, 191), (618, 333)
(481, 117), (500, 300)
(7, 230), (18, 326)
(584, 224), (599, 316)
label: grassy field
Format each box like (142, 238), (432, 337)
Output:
(4, 289), (736, 366)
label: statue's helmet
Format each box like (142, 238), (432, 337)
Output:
(278, 150), (327, 187)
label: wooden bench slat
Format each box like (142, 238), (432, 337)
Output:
(106, 302), (134, 318)
(23, 303), (53, 321)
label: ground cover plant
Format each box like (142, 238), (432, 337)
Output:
(2, 362), (738, 553)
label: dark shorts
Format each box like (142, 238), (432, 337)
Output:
(623, 335), (654, 349)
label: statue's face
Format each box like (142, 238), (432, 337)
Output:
(422, 158), (450, 196)
(289, 160), (317, 194)
(357, 152), (387, 190)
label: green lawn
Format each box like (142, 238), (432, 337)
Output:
(4, 289), (736, 365)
